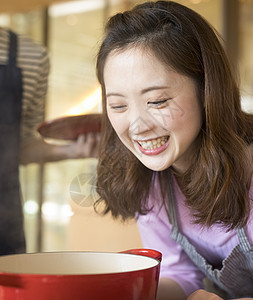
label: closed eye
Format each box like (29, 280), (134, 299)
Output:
(147, 99), (170, 107)
(108, 104), (127, 111)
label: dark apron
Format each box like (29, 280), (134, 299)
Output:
(0, 30), (26, 255)
(167, 171), (253, 299)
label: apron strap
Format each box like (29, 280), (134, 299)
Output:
(237, 227), (251, 251)
(8, 31), (18, 67)
(166, 170), (179, 227)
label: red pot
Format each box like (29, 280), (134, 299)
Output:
(0, 249), (161, 300)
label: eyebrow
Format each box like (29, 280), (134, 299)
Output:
(141, 85), (169, 94)
(106, 85), (169, 98)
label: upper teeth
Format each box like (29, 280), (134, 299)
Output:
(138, 136), (168, 150)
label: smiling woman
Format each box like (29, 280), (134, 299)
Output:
(95, 1), (253, 300)
(104, 48), (202, 173)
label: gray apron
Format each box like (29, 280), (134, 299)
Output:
(167, 172), (253, 299)
(0, 30), (26, 255)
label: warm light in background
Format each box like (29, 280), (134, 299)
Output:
(67, 86), (102, 115)
(49, 0), (105, 17)
(42, 202), (74, 222)
(24, 200), (39, 215)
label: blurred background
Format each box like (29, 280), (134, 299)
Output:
(1, 0), (252, 253)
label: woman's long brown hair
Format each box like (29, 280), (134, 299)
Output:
(95, 1), (253, 229)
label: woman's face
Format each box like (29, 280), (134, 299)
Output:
(103, 47), (203, 173)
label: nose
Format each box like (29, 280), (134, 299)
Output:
(128, 107), (154, 137)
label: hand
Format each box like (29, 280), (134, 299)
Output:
(71, 132), (100, 158)
(187, 290), (222, 300)
(20, 132), (100, 164)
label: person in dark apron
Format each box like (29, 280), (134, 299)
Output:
(0, 27), (100, 255)
(0, 30), (26, 255)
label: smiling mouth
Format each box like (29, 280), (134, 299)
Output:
(137, 136), (169, 150)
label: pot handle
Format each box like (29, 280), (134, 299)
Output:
(121, 249), (162, 262)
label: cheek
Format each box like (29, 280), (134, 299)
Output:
(108, 114), (133, 151)
(107, 113), (127, 137)
(172, 109), (202, 142)
(162, 105), (202, 142)
(148, 102), (187, 130)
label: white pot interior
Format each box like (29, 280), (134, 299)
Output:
(0, 252), (159, 275)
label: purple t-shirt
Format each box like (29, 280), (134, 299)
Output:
(137, 174), (253, 297)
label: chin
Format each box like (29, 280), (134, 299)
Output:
(141, 161), (170, 172)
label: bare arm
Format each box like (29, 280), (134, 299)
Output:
(187, 289), (253, 300)
(157, 277), (187, 300)
(19, 132), (99, 165)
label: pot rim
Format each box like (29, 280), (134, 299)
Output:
(0, 251), (161, 276)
